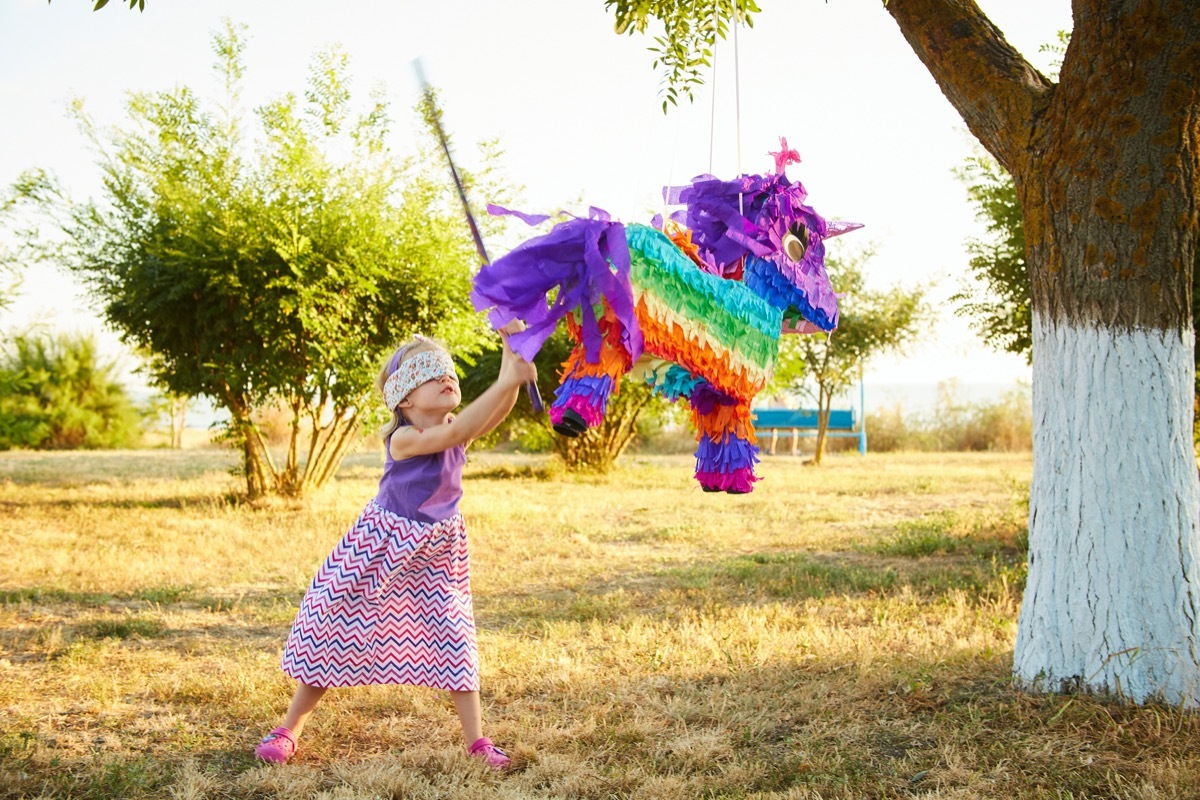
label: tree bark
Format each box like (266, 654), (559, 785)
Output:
(222, 389), (275, 500)
(886, 0), (1200, 704)
(285, 395), (302, 481)
(169, 396), (186, 449)
(1020, 317), (1199, 701)
(813, 386), (830, 465)
(311, 410), (361, 491)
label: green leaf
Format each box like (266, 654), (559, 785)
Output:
(93, 0), (110, 9)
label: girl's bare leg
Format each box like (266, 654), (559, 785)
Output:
(450, 690), (483, 745)
(280, 683), (328, 738)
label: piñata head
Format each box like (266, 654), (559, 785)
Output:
(664, 138), (862, 334)
(472, 138), (861, 493)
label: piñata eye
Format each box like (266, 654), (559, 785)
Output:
(782, 223), (808, 262)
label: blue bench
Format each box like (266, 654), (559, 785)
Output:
(751, 407), (867, 455)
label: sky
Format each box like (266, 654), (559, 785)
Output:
(0, 0), (1072, 399)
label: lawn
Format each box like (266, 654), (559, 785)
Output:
(1, 449), (1196, 799)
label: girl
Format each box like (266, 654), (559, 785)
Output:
(255, 329), (536, 769)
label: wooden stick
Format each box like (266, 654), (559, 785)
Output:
(413, 59), (544, 414)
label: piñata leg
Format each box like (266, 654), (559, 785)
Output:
(690, 382), (760, 494)
(551, 305), (633, 438)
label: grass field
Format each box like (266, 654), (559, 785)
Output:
(1, 449), (1198, 799)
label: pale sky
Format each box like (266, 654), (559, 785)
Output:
(0, 0), (1071, 392)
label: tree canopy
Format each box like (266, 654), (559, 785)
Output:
(15, 21), (508, 497)
(609, 0), (761, 112)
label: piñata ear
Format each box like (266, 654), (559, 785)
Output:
(824, 220), (864, 239)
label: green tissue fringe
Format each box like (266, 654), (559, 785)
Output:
(626, 225), (781, 370)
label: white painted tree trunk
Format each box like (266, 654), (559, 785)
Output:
(1015, 314), (1200, 706)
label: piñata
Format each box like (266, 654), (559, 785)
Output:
(471, 139), (861, 493)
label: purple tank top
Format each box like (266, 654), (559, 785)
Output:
(376, 438), (466, 524)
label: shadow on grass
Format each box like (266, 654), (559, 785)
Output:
(464, 463), (566, 482)
(12, 754), (171, 800)
(5, 649), (1196, 800)
(865, 508), (1028, 559)
(0, 585), (304, 620)
(1, 541), (1025, 642)
(1, 586), (184, 607)
(0, 533), (1018, 655)
(0, 450), (240, 486)
(482, 547), (1026, 630)
(0, 496), (222, 512)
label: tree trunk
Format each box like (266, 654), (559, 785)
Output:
(233, 412), (274, 500)
(222, 389), (276, 500)
(1013, 4), (1200, 705)
(812, 386), (830, 465)
(219, 386), (366, 500)
(885, 0), (1200, 704)
(307, 409), (361, 492)
(169, 396), (186, 449)
(1019, 315), (1199, 701)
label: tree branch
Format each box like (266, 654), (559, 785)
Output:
(883, 0), (1055, 172)
(314, 411), (361, 489)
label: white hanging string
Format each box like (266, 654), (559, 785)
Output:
(731, 0), (744, 217)
(708, 0), (719, 175)
(661, 107), (681, 228)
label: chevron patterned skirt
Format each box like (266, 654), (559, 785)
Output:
(280, 500), (478, 690)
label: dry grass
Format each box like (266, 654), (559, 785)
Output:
(1, 449), (1197, 799)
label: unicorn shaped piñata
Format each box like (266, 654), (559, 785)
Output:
(471, 139), (861, 493)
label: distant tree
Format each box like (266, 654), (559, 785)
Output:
(14, 22), (506, 498)
(143, 389), (190, 449)
(769, 246), (930, 465)
(0, 331), (141, 450)
(949, 154), (1030, 362)
(0, 371), (41, 448)
(0, 173), (57, 315)
(0, 266), (18, 317)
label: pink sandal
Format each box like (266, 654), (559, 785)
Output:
(254, 727), (297, 764)
(467, 736), (511, 770)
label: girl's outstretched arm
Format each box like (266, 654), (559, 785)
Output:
(389, 381), (516, 460)
(389, 335), (536, 461)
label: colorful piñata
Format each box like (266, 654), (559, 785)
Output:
(471, 139), (861, 493)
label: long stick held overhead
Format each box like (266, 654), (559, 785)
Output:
(412, 59), (544, 414)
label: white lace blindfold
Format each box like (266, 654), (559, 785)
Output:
(383, 350), (457, 411)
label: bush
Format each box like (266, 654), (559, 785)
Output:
(0, 332), (141, 450)
(865, 382), (1032, 452)
(859, 402), (911, 453)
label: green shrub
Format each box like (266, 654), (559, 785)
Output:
(0, 331), (141, 450)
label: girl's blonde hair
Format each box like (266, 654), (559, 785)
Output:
(376, 336), (448, 439)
